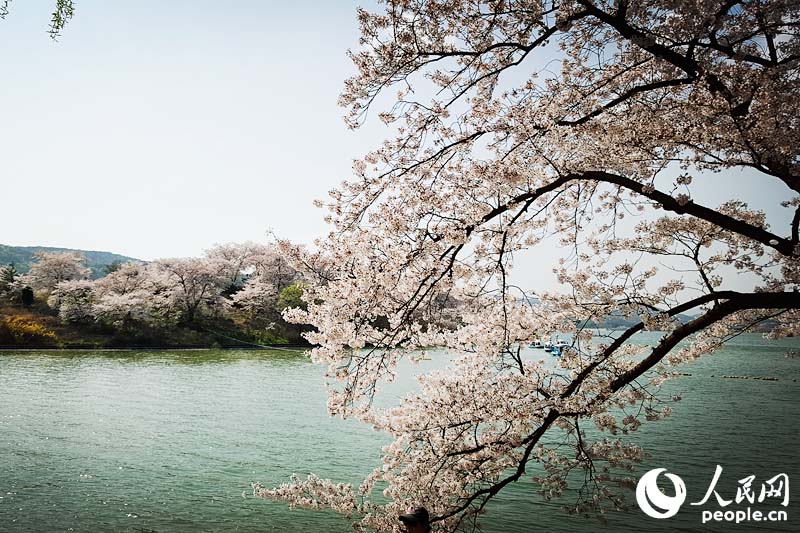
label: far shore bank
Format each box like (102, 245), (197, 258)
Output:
(0, 344), (310, 352)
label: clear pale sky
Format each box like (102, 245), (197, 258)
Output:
(1, 1), (794, 292)
(1, 0), (384, 261)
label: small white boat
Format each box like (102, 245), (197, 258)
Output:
(551, 338), (571, 357)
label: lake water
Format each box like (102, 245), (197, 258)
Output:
(0, 332), (798, 532)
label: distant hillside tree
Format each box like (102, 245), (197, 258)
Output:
(47, 280), (95, 323)
(23, 251), (90, 294)
(93, 262), (180, 329)
(103, 261), (123, 276)
(154, 258), (231, 323)
(276, 282), (307, 313)
(207, 242), (299, 328)
(249, 245), (297, 291)
(231, 276), (277, 324)
(206, 242), (263, 293)
(0, 263), (18, 297)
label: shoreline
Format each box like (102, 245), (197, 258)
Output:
(0, 344), (310, 352)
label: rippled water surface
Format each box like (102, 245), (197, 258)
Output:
(0, 332), (798, 532)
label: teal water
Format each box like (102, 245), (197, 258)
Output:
(0, 332), (797, 532)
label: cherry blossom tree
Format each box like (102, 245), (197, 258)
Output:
(206, 241), (298, 293)
(214, 242), (299, 328)
(92, 262), (180, 329)
(247, 243), (298, 291)
(256, 1), (800, 531)
(230, 276), (277, 322)
(153, 257), (231, 323)
(47, 279), (95, 323)
(206, 242), (263, 292)
(35, 244), (298, 332)
(23, 251), (91, 294)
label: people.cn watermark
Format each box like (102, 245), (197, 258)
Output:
(636, 465), (789, 525)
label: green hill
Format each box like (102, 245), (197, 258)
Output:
(0, 244), (141, 279)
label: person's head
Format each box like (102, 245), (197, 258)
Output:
(398, 506), (431, 533)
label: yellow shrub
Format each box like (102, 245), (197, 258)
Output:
(0, 316), (58, 344)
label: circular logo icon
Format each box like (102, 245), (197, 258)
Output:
(636, 468), (687, 519)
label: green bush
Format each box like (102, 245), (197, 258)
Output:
(254, 329), (289, 345)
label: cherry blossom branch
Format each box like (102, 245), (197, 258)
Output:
(367, 171), (790, 354)
(434, 290), (800, 523)
(556, 77), (696, 126)
(573, 0), (799, 192)
(467, 171), (793, 257)
(576, 171), (795, 256)
(609, 291), (800, 390)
